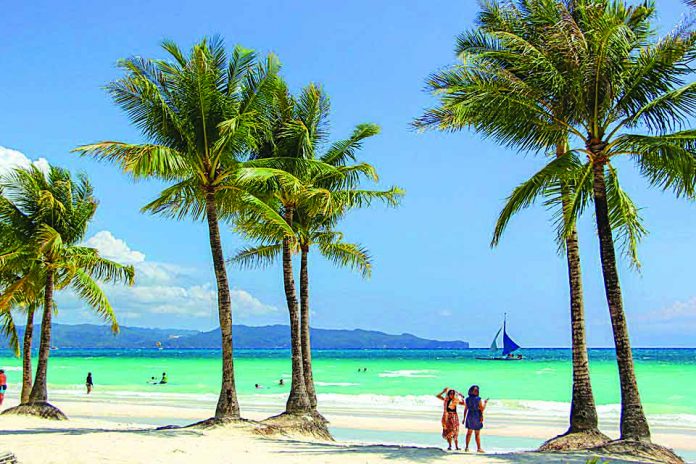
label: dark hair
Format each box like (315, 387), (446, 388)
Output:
(447, 389), (456, 397)
(468, 385), (479, 396)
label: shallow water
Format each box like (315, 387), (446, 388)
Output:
(2, 348), (695, 461)
(1, 348), (695, 419)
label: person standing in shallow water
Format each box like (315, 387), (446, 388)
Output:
(436, 387), (464, 450)
(463, 385), (488, 453)
(86, 372), (94, 394)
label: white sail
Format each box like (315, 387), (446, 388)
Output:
(489, 328), (502, 352)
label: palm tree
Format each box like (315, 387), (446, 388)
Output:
(555, 1), (696, 442)
(418, 0), (696, 444)
(20, 303), (37, 403)
(236, 83), (402, 414)
(0, 222), (38, 403)
(0, 166), (134, 417)
(414, 0), (608, 444)
(74, 37), (298, 420)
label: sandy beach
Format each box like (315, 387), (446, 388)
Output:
(1, 394), (693, 464)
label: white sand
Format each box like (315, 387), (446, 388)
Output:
(1, 396), (691, 464)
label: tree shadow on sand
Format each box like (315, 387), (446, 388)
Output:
(0, 426), (204, 437)
(266, 439), (647, 463)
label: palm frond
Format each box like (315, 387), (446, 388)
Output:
(229, 244), (282, 269)
(606, 164), (647, 269)
(317, 240), (372, 278)
(69, 269), (119, 333)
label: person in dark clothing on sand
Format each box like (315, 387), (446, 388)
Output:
(463, 385), (488, 453)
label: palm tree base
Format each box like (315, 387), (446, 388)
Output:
(538, 429), (610, 451)
(0, 450), (18, 464)
(177, 416), (248, 430)
(258, 410), (332, 441)
(1, 401), (67, 420)
(589, 440), (684, 464)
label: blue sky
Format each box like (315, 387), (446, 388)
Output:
(1, 0), (694, 347)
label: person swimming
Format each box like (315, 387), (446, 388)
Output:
(159, 372), (168, 384)
(278, 379), (284, 386)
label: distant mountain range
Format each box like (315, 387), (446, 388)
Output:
(6, 323), (469, 350)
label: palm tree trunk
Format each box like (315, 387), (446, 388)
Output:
(564, 222), (599, 433)
(591, 159), (651, 442)
(300, 245), (317, 410)
(21, 304), (35, 404)
(205, 192), (241, 420)
(29, 270), (53, 403)
(557, 140), (598, 434)
(282, 206), (311, 414)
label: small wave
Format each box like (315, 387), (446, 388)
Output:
(378, 370), (437, 379)
(314, 382), (359, 387)
(0, 366), (21, 371)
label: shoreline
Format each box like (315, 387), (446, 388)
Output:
(1, 394), (693, 463)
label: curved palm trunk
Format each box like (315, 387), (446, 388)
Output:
(282, 206), (311, 414)
(591, 159), (651, 442)
(557, 140), (599, 434)
(29, 270), (53, 403)
(205, 193), (241, 420)
(300, 245), (317, 410)
(564, 222), (599, 433)
(21, 304), (36, 404)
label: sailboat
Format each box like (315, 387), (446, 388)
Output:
(476, 314), (523, 361)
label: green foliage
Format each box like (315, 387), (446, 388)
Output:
(232, 81), (403, 275)
(74, 37), (298, 233)
(417, 0), (696, 266)
(0, 165), (135, 338)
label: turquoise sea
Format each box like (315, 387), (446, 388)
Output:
(2, 348), (695, 460)
(1, 348), (694, 417)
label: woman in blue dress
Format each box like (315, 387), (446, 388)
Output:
(463, 385), (488, 453)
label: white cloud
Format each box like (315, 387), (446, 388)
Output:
(0, 145), (50, 175)
(72, 231), (279, 323)
(640, 297), (696, 326)
(84, 230), (146, 265)
(231, 289), (278, 315)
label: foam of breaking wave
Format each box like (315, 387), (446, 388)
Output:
(377, 370), (437, 379)
(21, 387), (696, 430)
(314, 382), (359, 387)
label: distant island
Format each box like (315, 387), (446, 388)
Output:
(6, 323), (469, 350)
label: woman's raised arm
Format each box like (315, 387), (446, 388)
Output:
(480, 398), (489, 411)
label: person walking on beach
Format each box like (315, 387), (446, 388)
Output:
(463, 385), (488, 453)
(436, 387), (464, 450)
(86, 372), (94, 394)
(0, 369), (7, 406)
